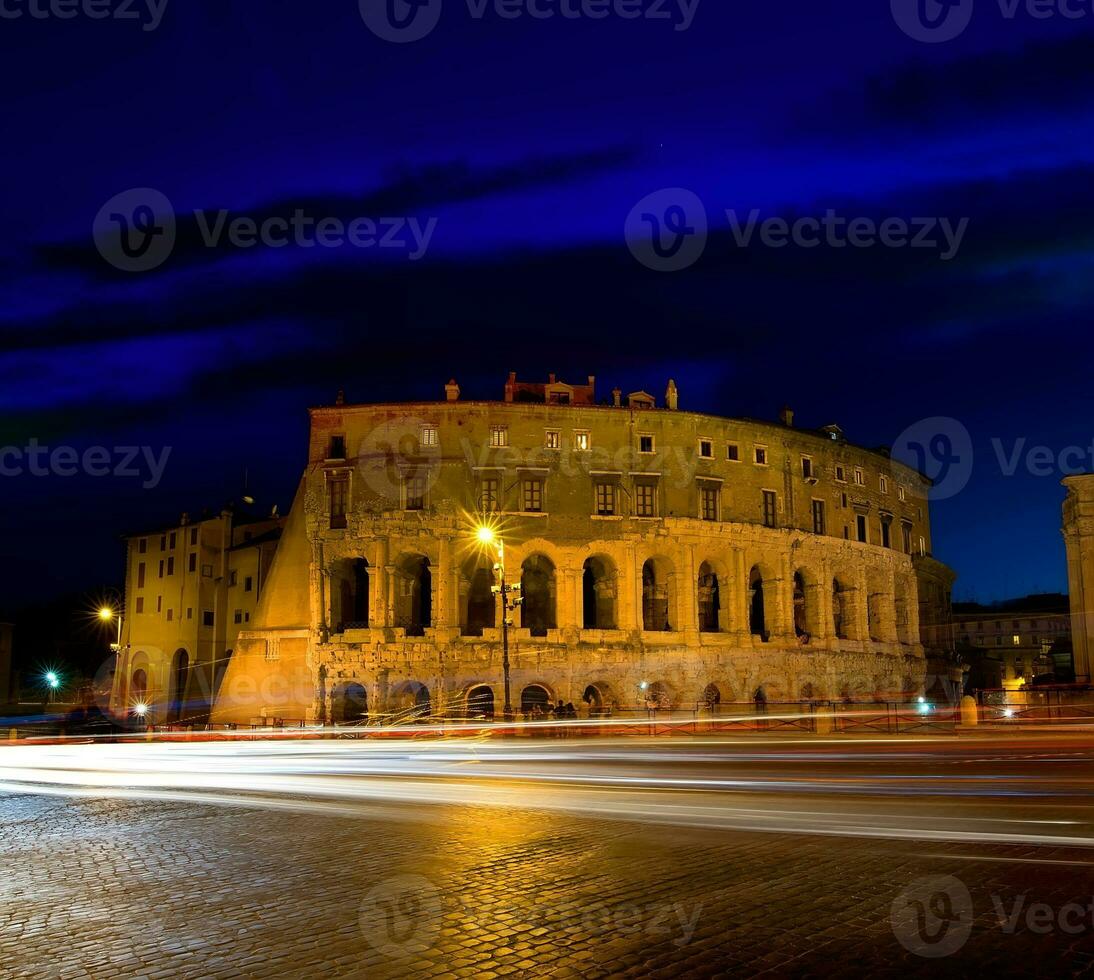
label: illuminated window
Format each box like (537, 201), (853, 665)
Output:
(635, 482), (656, 517)
(898, 486), (906, 502)
(523, 478), (543, 513)
(1013, 634), (1021, 646)
(574, 430), (590, 451)
(545, 430), (561, 450)
(490, 425), (508, 448)
(420, 424), (438, 447)
(880, 476), (889, 494)
(854, 467), (865, 486)
(479, 476), (499, 512)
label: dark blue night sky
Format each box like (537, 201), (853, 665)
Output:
(3, 0), (1094, 610)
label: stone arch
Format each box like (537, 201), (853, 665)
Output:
(582, 555), (617, 630)
(168, 648), (189, 723)
(130, 665), (148, 706)
(701, 682), (722, 709)
(642, 556), (675, 631)
(582, 681), (617, 714)
(394, 553), (431, 635)
(697, 559), (728, 633)
(520, 554), (557, 636)
(646, 680), (674, 709)
(520, 684), (552, 715)
(391, 680), (431, 719)
(331, 557), (369, 632)
(748, 565), (769, 641)
(333, 681), (368, 723)
(466, 684), (495, 720)
(461, 554), (496, 636)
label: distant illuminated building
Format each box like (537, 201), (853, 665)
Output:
(197, 373), (955, 726)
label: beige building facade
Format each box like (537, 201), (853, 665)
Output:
(1062, 475), (1094, 684)
(209, 375), (955, 726)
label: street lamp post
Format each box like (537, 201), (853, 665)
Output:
(477, 526), (521, 722)
(99, 605), (128, 713)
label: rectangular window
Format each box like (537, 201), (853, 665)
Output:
(479, 476), (499, 513)
(700, 484), (719, 522)
(639, 435), (654, 454)
(188, 553), (196, 573)
(160, 535), (166, 551)
(699, 439), (713, 459)
(328, 435), (346, 460)
(880, 475), (889, 494)
(812, 499), (826, 535)
(329, 477), (348, 529)
(802, 456), (813, 479)
(635, 482), (656, 517)
(754, 446), (768, 466)
(573, 430), (590, 451)
(190, 527), (198, 546)
(405, 474), (426, 511)
(169, 532), (176, 549)
(229, 569), (238, 587)
(919, 535), (926, 556)
(902, 523), (912, 554)
(490, 425), (509, 448)
(166, 608), (173, 622)
(899, 486), (906, 502)
(138, 538), (147, 554)
(727, 443), (740, 462)
(856, 514), (868, 542)
(854, 467), (865, 486)
(202, 564), (213, 578)
(156, 595), (162, 613)
(135, 597), (144, 614)
(202, 610), (214, 628)
(234, 610), (243, 624)
(166, 556), (174, 575)
(419, 425), (438, 448)
(158, 559), (164, 579)
(523, 478), (543, 513)
(881, 519), (891, 549)
(841, 492), (848, 508)
(595, 482), (616, 516)
(835, 465), (846, 482)
(186, 607), (193, 620)
(545, 430), (561, 450)
(137, 562), (146, 589)
(1013, 634), (1021, 646)
(762, 490), (777, 528)
(244, 576), (253, 592)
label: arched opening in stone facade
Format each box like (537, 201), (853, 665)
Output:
(582, 684), (606, 715)
(646, 681), (673, 709)
(697, 562), (723, 633)
(702, 682), (722, 709)
(793, 571), (809, 640)
(582, 556), (616, 630)
(462, 556), (496, 636)
(130, 667), (148, 707)
(335, 682), (368, 723)
(168, 649), (189, 723)
(395, 554), (431, 636)
(392, 680), (431, 719)
(520, 554), (557, 636)
(332, 558), (369, 632)
(520, 684), (551, 715)
(642, 557), (673, 632)
(748, 566), (768, 641)
(467, 685), (495, 720)
(832, 579), (848, 639)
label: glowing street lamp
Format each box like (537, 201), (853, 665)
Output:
(474, 523), (520, 722)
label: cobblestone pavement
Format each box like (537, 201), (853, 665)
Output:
(3, 741), (1094, 978)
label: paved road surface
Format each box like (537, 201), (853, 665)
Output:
(2, 733), (1094, 978)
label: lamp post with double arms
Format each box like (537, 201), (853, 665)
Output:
(477, 526), (520, 722)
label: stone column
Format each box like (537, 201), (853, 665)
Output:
(732, 548), (750, 644)
(904, 573), (921, 646)
(808, 581), (829, 642)
(854, 566), (871, 642)
(680, 543), (698, 635)
(626, 544), (641, 632)
(384, 565), (397, 627)
(437, 537), (452, 629)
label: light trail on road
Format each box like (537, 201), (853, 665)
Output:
(2, 734), (1094, 849)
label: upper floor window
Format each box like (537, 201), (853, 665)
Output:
(880, 517), (892, 549)
(879, 475), (889, 494)
(328, 435), (346, 460)
(190, 527), (198, 546)
(244, 576), (253, 592)
(754, 446), (768, 466)
(522, 478), (544, 513)
(898, 486), (906, 502)
(635, 482), (657, 517)
(801, 456), (814, 479)
(229, 569), (238, 586)
(138, 538), (147, 554)
(762, 490), (777, 527)
(595, 482), (616, 516)
(420, 424), (438, 448)
(902, 523), (912, 554)
(479, 475), (499, 513)
(835, 465), (846, 482)
(699, 439), (713, 459)
(854, 467), (865, 486)
(404, 474), (427, 511)
(545, 430), (561, 450)
(856, 514), (868, 542)
(639, 434), (654, 454)
(329, 477), (348, 529)
(169, 532), (176, 549)
(700, 483), (719, 521)
(573, 430), (590, 452)
(137, 562), (146, 589)
(188, 553), (196, 573)
(727, 443), (740, 462)
(812, 499), (826, 535)
(160, 535), (167, 551)
(490, 425), (509, 448)
(135, 597), (144, 614)
(202, 610), (215, 628)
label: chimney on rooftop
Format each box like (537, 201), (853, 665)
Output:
(665, 379), (679, 411)
(548, 373), (556, 384)
(612, 387), (622, 407)
(335, 388), (345, 406)
(445, 378), (460, 402)
(780, 405), (795, 427)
